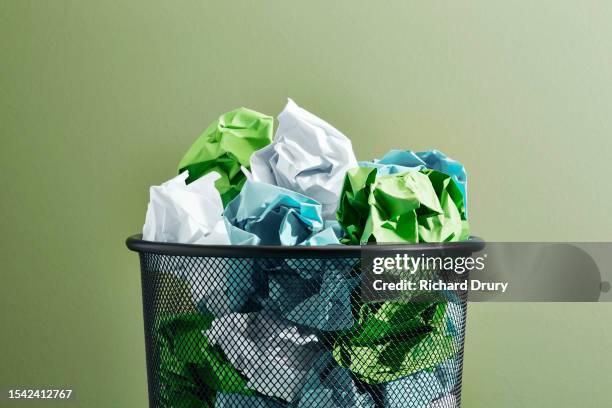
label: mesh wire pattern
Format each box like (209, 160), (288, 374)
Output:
(135, 248), (468, 408)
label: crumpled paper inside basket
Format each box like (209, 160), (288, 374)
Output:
(298, 352), (375, 407)
(182, 257), (264, 317)
(262, 266), (359, 331)
(429, 394), (457, 408)
(206, 309), (323, 402)
(249, 99), (357, 219)
(155, 313), (252, 408)
(332, 301), (458, 384)
(382, 356), (460, 408)
(178, 107), (273, 205)
(297, 352), (458, 408)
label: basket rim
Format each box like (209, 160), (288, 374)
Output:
(126, 234), (485, 258)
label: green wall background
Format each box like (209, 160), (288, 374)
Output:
(2, 1), (611, 407)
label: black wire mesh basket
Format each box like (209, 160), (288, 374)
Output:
(126, 235), (484, 408)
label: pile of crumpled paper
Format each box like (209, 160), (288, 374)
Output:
(142, 99), (469, 408)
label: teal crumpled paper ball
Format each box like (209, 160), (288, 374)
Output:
(223, 180), (340, 246)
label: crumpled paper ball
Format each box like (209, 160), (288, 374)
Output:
(361, 149), (467, 215)
(298, 353), (375, 408)
(183, 257), (264, 318)
(205, 309), (323, 402)
(178, 107), (273, 205)
(223, 180), (341, 246)
(249, 99), (358, 219)
(337, 167), (468, 244)
(332, 301), (458, 384)
(155, 313), (252, 407)
(433, 357), (460, 396)
(382, 357), (459, 407)
(383, 370), (444, 408)
(142, 171), (229, 244)
(297, 352), (457, 408)
(262, 267), (359, 331)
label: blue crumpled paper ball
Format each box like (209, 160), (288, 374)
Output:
(298, 353), (375, 408)
(263, 267), (359, 331)
(224, 180), (341, 246)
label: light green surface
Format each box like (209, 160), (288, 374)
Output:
(1, 1), (611, 407)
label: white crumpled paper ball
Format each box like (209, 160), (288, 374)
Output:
(142, 171), (229, 244)
(249, 99), (358, 219)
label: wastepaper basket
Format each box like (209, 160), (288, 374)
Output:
(126, 235), (484, 408)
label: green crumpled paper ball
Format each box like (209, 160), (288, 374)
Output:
(156, 313), (253, 407)
(178, 107), (273, 206)
(337, 167), (469, 244)
(332, 301), (457, 384)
